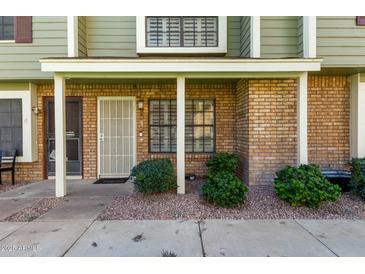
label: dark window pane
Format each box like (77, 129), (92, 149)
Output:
(204, 100), (214, 111)
(193, 126), (205, 152)
(194, 100), (204, 112)
(160, 112), (170, 125)
(150, 126), (160, 140)
(150, 139), (160, 152)
(0, 16), (14, 40)
(0, 99), (23, 156)
(171, 126), (176, 152)
(204, 112), (214, 125)
(194, 112), (204, 125)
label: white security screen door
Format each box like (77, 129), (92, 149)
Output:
(98, 97), (136, 177)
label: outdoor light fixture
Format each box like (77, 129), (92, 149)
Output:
(32, 106), (40, 114)
(138, 100), (144, 109)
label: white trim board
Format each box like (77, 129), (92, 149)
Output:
(303, 16), (316, 58)
(41, 58), (322, 73)
(67, 16), (79, 57)
(136, 16), (227, 54)
(250, 16), (260, 58)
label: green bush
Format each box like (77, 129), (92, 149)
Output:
(202, 171), (248, 208)
(202, 153), (247, 208)
(206, 152), (240, 175)
(131, 159), (176, 194)
(274, 164), (341, 208)
(351, 158), (365, 199)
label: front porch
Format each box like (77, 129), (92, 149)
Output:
(39, 58), (321, 197)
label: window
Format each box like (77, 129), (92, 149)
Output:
(0, 16), (14, 40)
(146, 17), (218, 47)
(149, 100), (176, 153)
(0, 89), (37, 162)
(149, 99), (215, 153)
(185, 99), (215, 153)
(0, 99), (23, 155)
(136, 16), (227, 54)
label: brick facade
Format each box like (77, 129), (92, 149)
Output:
(2, 75), (351, 185)
(3, 82), (236, 183)
(236, 79), (298, 185)
(308, 75), (350, 170)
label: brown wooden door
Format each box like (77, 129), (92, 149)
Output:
(45, 97), (82, 176)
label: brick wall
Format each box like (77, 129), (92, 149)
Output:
(4, 82), (236, 183)
(4, 76), (351, 185)
(248, 79), (298, 185)
(236, 79), (298, 185)
(308, 75), (350, 170)
(236, 79), (249, 183)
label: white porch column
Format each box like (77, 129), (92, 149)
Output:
(176, 76), (185, 194)
(297, 72), (308, 165)
(350, 73), (365, 158)
(54, 74), (67, 197)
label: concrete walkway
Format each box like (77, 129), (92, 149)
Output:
(0, 219), (364, 257)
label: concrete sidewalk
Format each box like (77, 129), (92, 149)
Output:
(0, 219), (364, 257)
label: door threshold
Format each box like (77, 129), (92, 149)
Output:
(47, 175), (82, 180)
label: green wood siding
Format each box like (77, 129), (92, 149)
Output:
(86, 16), (241, 57)
(260, 16), (299, 58)
(317, 16), (365, 67)
(226, 16), (241, 57)
(0, 16), (67, 80)
(78, 16), (87, 57)
(86, 16), (137, 57)
(240, 16), (251, 57)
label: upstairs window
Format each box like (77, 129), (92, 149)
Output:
(146, 17), (218, 47)
(136, 16), (227, 54)
(0, 16), (14, 40)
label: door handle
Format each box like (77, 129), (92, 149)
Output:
(99, 133), (104, 141)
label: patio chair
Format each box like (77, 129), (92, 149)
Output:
(0, 150), (17, 185)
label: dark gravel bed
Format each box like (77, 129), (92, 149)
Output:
(98, 181), (365, 220)
(0, 181), (35, 193)
(3, 198), (64, 222)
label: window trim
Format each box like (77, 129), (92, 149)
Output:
(148, 98), (216, 154)
(136, 16), (227, 54)
(0, 87), (38, 162)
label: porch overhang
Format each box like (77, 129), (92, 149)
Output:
(40, 58), (322, 77)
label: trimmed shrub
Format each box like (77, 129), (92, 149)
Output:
(202, 171), (248, 208)
(206, 152), (240, 175)
(131, 159), (176, 194)
(274, 164), (341, 208)
(351, 158), (365, 199)
(202, 153), (247, 208)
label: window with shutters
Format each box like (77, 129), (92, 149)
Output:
(136, 16), (227, 54)
(146, 17), (218, 47)
(0, 16), (14, 40)
(149, 99), (215, 153)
